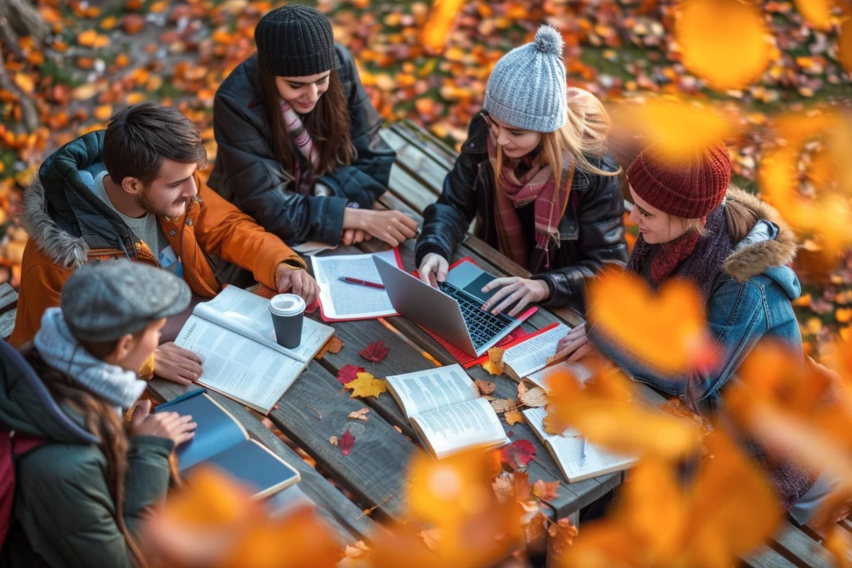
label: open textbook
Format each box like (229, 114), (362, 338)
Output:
(524, 407), (637, 483)
(175, 286), (335, 414)
(500, 323), (594, 390)
(311, 249), (402, 321)
(156, 391), (300, 499)
(385, 364), (510, 458)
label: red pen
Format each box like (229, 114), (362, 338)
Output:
(338, 276), (386, 290)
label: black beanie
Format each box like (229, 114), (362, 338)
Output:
(255, 5), (340, 77)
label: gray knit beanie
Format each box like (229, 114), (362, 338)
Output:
(483, 25), (567, 133)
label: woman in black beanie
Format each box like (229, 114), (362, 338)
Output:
(209, 5), (418, 247)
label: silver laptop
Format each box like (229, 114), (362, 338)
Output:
(373, 256), (525, 357)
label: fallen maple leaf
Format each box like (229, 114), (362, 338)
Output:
(491, 472), (514, 503)
(504, 409), (524, 425)
(315, 335), (344, 360)
(343, 540), (370, 559)
(525, 511), (549, 543)
(533, 479), (560, 501)
(500, 440), (536, 470)
(360, 339), (389, 362)
(329, 436), (338, 446)
(518, 383), (547, 408)
(490, 397), (517, 413)
(482, 347), (505, 376)
(337, 364), (364, 385)
(346, 372), (387, 399)
(548, 517), (579, 557)
(474, 379), (496, 395)
(514, 471), (532, 501)
(340, 429), (355, 456)
(348, 408), (370, 421)
(418, 528), (442, 550)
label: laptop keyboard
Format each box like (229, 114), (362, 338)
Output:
(438, 282), (513, 350)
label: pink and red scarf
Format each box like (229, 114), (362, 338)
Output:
(487, 134), (574, 269)
(281, 99), (319, 194)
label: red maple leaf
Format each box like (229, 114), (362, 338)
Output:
(500, 440), (536, 470)
(533, 479), (560, 501)
(337, 364), (365, 385)
(359, 340), (389, 362)
(340, 428), (355, 457)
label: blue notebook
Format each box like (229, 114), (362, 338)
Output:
(156, 391), (300, 499)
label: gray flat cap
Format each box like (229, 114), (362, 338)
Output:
(61, 260), (191, 342)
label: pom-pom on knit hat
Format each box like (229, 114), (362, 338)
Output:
(626, 142), (731, 219)
(255, 5), (340, 77)
(483, 25), (568, 133)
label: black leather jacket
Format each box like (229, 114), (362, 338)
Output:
(415, 112), (629, 312)
(208, 45), (395, 245)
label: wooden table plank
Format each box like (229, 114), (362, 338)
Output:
(743, 545), (800, 568)
(768, 521), (833, 568)
(266, 360), (417, 523)
(144, 378), (377, 543)
(380, 129), (447, 196)
(0, 283), (18, 313)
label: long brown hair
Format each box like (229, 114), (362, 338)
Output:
(260, 69), (355, 179)
(22, 344), (148, 568)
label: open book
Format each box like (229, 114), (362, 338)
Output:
(524, 407), (636, 483)
(156, 391), (301, 499)
(385, 364), (510, 458)
(175, 286), (335, 414)
(310, 249), (402, 321)
(500, 323), (594, 392)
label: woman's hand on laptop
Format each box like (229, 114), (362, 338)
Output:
(275, 264), (319, 305)
(419, 253), (449, 287)
(481, 277), (549, 318)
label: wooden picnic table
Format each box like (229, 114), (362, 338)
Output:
(0, 121), (841, 566)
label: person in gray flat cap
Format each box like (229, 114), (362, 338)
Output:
(417, 25), (629, 317)
(3, 259), (197, 568)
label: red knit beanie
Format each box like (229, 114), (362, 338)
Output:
(626, 143), (731, 219)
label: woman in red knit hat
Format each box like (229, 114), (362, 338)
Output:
(554, 142), (838, 525)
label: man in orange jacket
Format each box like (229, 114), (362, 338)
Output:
(10, 103), (319, 384)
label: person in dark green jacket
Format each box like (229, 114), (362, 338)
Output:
(1, 260), (196, 568)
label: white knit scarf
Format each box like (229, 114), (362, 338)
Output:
(34, 308), (147, 410)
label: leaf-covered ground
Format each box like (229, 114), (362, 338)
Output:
(0, 0), (850, 354)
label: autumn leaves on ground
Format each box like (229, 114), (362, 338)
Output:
(2, 0), (852, 566)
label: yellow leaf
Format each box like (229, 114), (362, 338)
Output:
(588, 269), (712, 376)
(93, 105), (113, 121)
(13, 74), (34, 95)
(346, 372), (387, 399)
(78, 29), (98, 47)
(481, 346), (505, 376)
(490, 397), (517, 413)
(504, 409), (524, 425)
(676, 0), (770, 91)
(794, 0), (835, 30)
(419, 0), (467, 54)
(125, 92), (146, 105)
(518, 382), (547, 408)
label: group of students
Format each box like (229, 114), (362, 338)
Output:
(0, 5), (828, 567)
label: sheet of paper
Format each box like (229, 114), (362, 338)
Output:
(195, 286), (334, 363)
(412, 397), (508, 458)
(525, 361), (593, 393)
(176, 315), (305, 414)
(549, 436), (637, 483)
(502, 324), (570, 378)
(311, 250), (399, 320)
(385, 364), (478, 418)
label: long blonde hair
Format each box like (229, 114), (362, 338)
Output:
(492, 88), (620, 200)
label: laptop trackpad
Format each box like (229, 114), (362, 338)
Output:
(462, 273), (498, 303)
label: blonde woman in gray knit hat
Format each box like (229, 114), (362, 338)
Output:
(416, 25), (629, 316)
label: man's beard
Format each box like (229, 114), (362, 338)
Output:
(135, 189), (184, 219)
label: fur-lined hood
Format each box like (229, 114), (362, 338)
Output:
(721, 187), (798, 284)
(22, 131), (139, 269)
